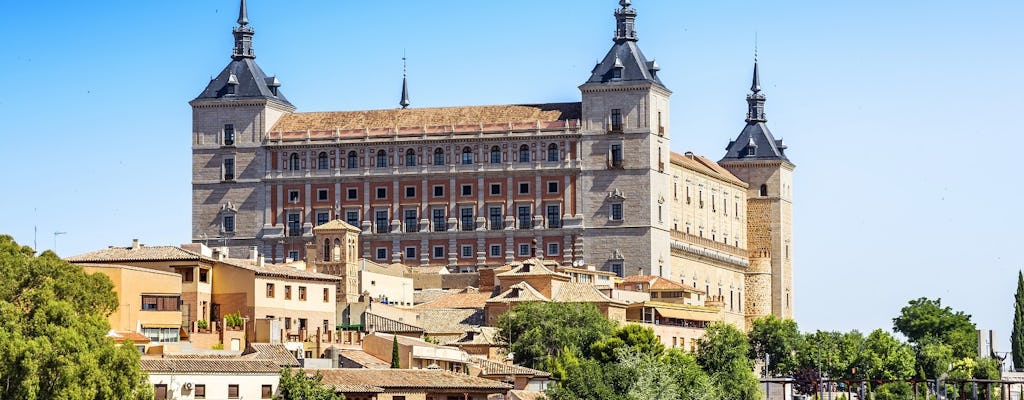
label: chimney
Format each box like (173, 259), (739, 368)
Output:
(251, 246), (259, 262)
(131, 239), (140, 250)
(257, 254), (265, 268)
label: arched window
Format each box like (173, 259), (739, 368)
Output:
(347, 151), (358, 169)
(405, 149), (417, 167)
(547, 143), (559, 162)
(461, 147), (473, 165)
(759, 184), (768, 197)
(289, 153), (300, 170)
(317, 152), (329, 170)
(376, 150), (387, 168)
(519, 145), (530, 163)
(433, 148), (445, 166)
(490, 146), (501, 164)
(322, 239), (330, 261)
(333, 238), (341, 262)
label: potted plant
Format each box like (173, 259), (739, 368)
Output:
(224, 312), (244, 331)
(196, 319), (209, 332)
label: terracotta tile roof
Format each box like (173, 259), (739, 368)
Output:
(66, 245), (209, 263)
(414, 289), (451, 305)
(449, 327), (500, 347)
(140, 358), (280, 374)
(471, 356), (551, 378)
(487, 282), (550, 303)
(312, 219), (361, 232)
(415, 287), (491, 310)
(370, 332), (446, 349)
(110, 331), (151, 344)
(310, 368), (513, 392)
(271, 103), (581, 134)
(552, 282), (623, 304)
(242, 343), (300, 367)
(360, 259), (409, 278)
(670, 151), (747, 187)
(495, 258), (569, 278)
(336, 348), (390, 369)
(508, 390), (549, 400)
(365, 312), (424, 334)
(418, 308), (485, 335)
(621, 275), (703, 293)
(218, 257), (342, 282)
(80, 263), (181, 278)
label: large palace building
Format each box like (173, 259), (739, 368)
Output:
(192, 0), (795, 321)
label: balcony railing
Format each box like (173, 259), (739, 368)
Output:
(669, 230), (748, 259)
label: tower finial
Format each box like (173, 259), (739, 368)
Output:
(746, 57), (766, 123)
(238, 0), (249, 26)
(614, 0), (638, 42)
(400, 54), (410, 109)
(232, 0), (255, 59)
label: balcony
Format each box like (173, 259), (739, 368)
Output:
(669, 230), (748, 259)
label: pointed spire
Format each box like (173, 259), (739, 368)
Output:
(232, 0), (255, 60)
(614, 0), (638, 42)
(745, 57), (766, 123)
(400, 55), (410, 109)
(751, 54), (761, 93)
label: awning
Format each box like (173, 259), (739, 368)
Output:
(654, 307), (721, 322)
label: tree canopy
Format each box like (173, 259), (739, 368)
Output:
(747, 315), (802, 376)
(893, 297), (977, 359)
(696, 322), (760, 400)
(1013, 271), (1024, 371)
(0, 234), (151, 399)
(497, 302), (616, 369)
(277, 369), (345, 400)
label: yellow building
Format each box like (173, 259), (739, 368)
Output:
(79, 263), (183, 343)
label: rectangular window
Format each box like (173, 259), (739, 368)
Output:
(266, 283), (275, 298)
(611, 262), (624, 277)
(405, 186), (416, 198)
(517, 206), (531, 229)
(284, 286), (292, 300)
(323, 288), (330, 302)
(182, 269), (194, 282)
(345, 211), (359, 227)
(461, 184), (472, 196)
(375, 187), (387, 199)
(316, 211), (330, 227)
(199, 269), (209, 283)
(288, 190), (300, 203)
(489, 244), (502, 257)
(346, 188), (358, 200)
(404, 209), (418, 232)
(610, 144), (623, 167)
(460, 208), (474, 231)
(547, 242), (559, 256)
(141, 295), (180, 311)
(490, 183), (501, 195)
(223, 158), (235, 181)
(610, 203), (623, 221)
(375, 210), (389, 233)
(518, 182), (530, 195)
(489, 207), (503, 230)
(405, 247), (416, 259)
(223, 215), (235, 233)
(287, 213), (301, 236)
(546, 205), (561, 228)
(315, 189), (327, 202)
(432, 209), (447, 232)
(298, 286), (307, 301)
(285, 317), (292, 330)
(194, 384), (206, 399)
(518, 243), (530, 256)
(547, 181), (559, 194)
(223, 124), (235, 146)
(610, 109), (623, 131)
(376, 248), (387, 260)
(262, 385), (273, 399)
(228, 384), (239, 399)
(433, 185), (445, 197)
(461, 245), (473, 258)
(433, 245), (445, 259)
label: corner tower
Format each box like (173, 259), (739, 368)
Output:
(190, 0), (295, 260)
(720, 60), (795, 319)
(579, 0), (674, 278)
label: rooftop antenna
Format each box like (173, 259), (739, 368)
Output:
(53, 231), (67, 254)
(33, 208), (37, 254)
(400, 51), (410, 109)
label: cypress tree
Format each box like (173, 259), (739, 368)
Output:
(1013, 271), (1024, 371)
(391, 335), (401, 368)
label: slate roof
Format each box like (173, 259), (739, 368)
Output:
(66, 245), (209, 263)
(582, 2), (666, 90)
(721, 62), (791, 163)
(311, 369), (513, 392)
(471, 356), (551, 378)
(192, 58), (292, 107)
(270, 103), (581, 133)
(140, 358), (280, 374)
(418, 308), (485, 336)
(242, 343), (300, 367)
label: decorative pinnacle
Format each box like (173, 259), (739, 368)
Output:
(620, 0), (631, 8)
(400, 55), (410, 109)
(614, 0), (638, 42)
(751, 60), (761, 93)
(238, 0), (249, 26)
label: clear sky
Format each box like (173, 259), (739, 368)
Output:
(2, 1), (1022, 349)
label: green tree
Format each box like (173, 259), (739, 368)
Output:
(497, 302), (616, 369)
(590, 323), (664, 363)
(748, 315), (802, 376)
(696, 322), (760, 400)
(893, 297), (977, 359)
(1013, 271), (1024, 371)
(859, 329), (915, 381)
(662, 348), (721, 400)
(277, 368), (345, 400)
(544, 348), (622, 400)
(390, 335), (400, 368)
(617, 348), (679, 400)
(0, 235), (151, 400)
(916, 338), (954, 380)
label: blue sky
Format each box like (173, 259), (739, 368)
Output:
(2, 1), (1022, 348)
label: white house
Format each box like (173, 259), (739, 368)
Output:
(141, 358), (281, 400)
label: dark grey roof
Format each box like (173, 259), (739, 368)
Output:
(721, 62), (789, 163)
(581, 1), (666, 90)
(193, 58), (292, 106)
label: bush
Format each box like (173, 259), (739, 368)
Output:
(197, 319), (209, 330)
(225, 312), (244, 328)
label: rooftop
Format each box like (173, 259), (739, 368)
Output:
(670, 151), (748, 188)
(139, 358), (280, 374)
(620, 275), (704, 293)
(415, 287), (492, 310)
(418, 308), (485, 336)
(311, 368), (513, 392)
(218, 257), (342, 282)
(471, 356), (550, 378)
(242, 343), (300, 367)
(66, 245), (208, 263)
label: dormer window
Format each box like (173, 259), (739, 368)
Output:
(612, 68), (622, 79)
(746, 147), (756, 156)
(226, 73), (239, 95)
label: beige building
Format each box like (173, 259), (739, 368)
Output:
(80, 263), (184, 344)
(142, 358), (280, 400)
(314, 368), (512, 400)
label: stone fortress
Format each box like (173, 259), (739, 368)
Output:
(190, 0), (795, 328)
